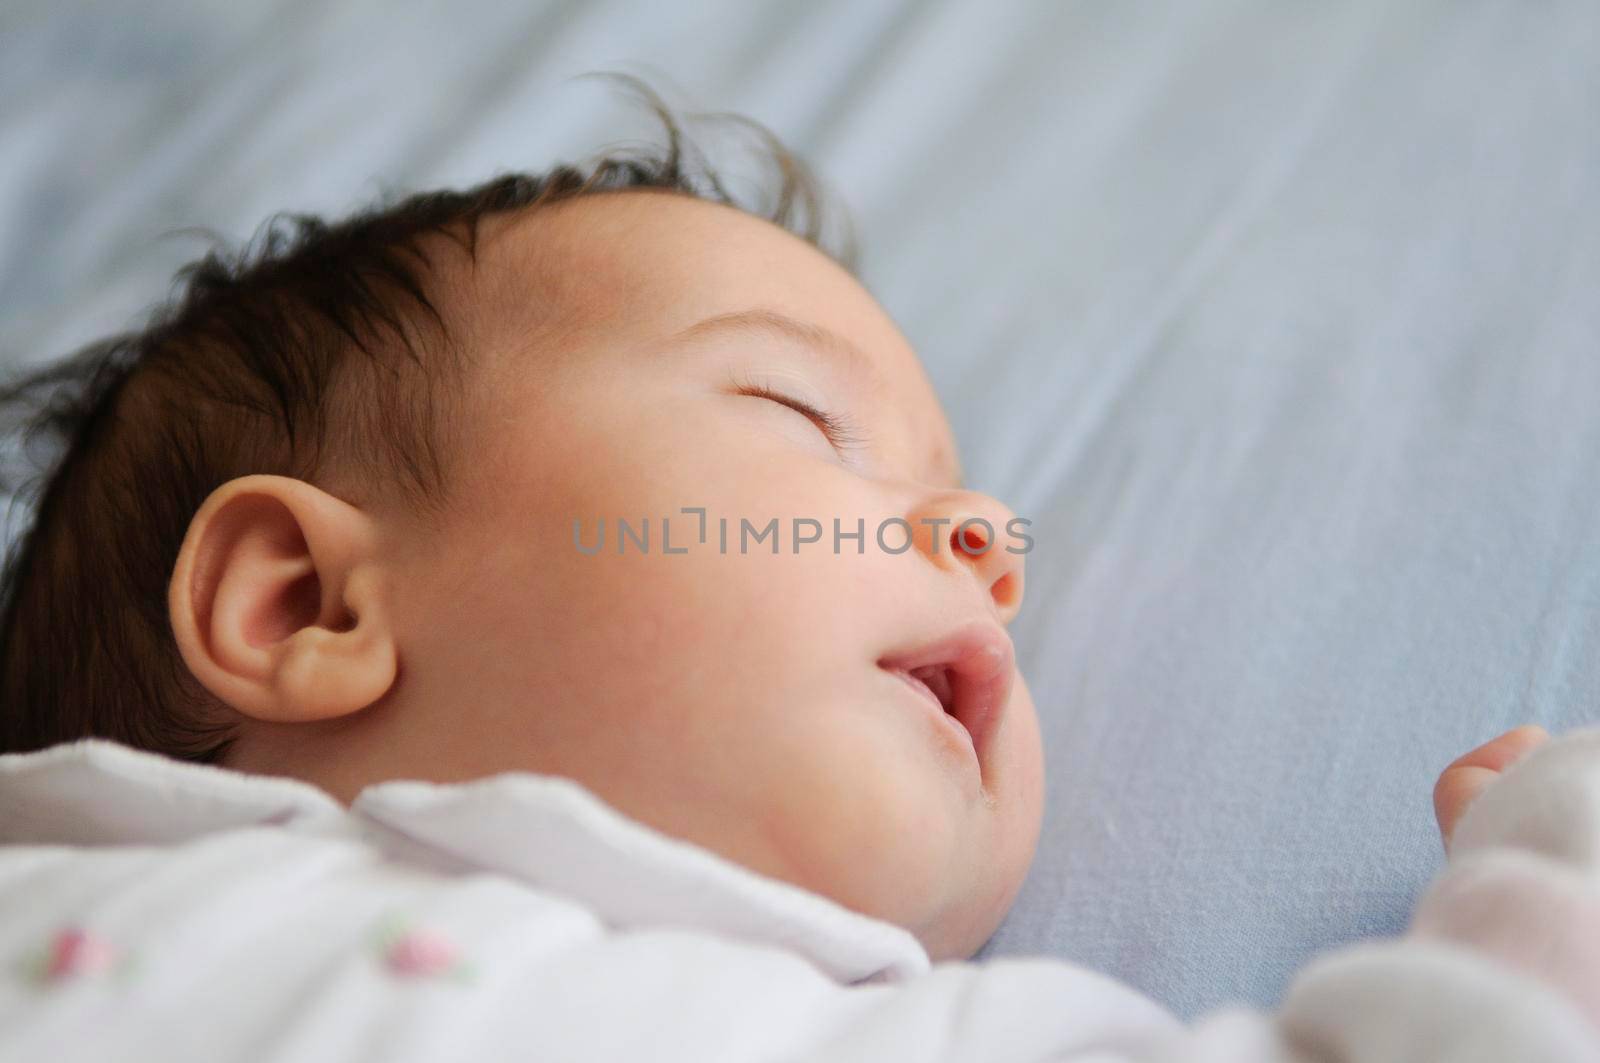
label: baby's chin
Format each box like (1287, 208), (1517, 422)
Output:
(896, 887), (1011, 962)
(948, 673), (1046, 957)
(823, 682), (1041, 961)
(819, 804), (1024, 963)
(921, 813), (1039, 957)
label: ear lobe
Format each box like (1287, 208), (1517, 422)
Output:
(168, 474), (398, 725)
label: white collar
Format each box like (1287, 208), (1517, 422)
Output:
(0, 739), (930, 985)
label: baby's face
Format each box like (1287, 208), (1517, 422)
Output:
(380, 191), (1043, 961)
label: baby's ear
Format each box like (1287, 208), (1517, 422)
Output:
(167, 474), (397, 725)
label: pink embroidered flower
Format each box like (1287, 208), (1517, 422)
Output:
(383, 927), (459, 978)
(44, 927), (117, 981)
(369, 914), (475, 984)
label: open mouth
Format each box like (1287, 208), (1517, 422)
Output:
(878, 621), (1015, 764)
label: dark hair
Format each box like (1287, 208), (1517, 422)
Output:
(0, 72), (856, 763)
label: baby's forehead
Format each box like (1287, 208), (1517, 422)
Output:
(430, 193), (805, 359)
(452, 192), (964, 489)
(478, 190), (841, 309)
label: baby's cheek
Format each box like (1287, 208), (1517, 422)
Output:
(557, 567), (719, 707)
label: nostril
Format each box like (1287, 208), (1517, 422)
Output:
(952, 523), (990, 556)
(990, 572), (1019, 609)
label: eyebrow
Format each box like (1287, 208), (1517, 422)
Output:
(665, 308), (882, 391)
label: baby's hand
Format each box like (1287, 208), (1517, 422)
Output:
(1433, 724), (1550, 854)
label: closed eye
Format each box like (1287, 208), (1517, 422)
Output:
(729, 371), (868, 454)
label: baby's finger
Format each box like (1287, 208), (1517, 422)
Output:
(1433, 764), (1500, 853)
(1442, 724), (1550, 774)
(1433, 725), (1551, 852)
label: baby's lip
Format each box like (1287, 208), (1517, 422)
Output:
(877, 620), (1015, 765)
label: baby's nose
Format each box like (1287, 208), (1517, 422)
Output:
(905, 490), (1027, 623)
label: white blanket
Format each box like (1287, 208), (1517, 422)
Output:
(1, 731), (1597, 1061)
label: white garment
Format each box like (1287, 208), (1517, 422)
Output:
(1, 731), (1598, 1062)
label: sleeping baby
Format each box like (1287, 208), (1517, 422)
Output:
(1, 83), (1598, 1061)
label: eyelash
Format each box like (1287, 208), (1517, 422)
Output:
(728, 370), (868, 454)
